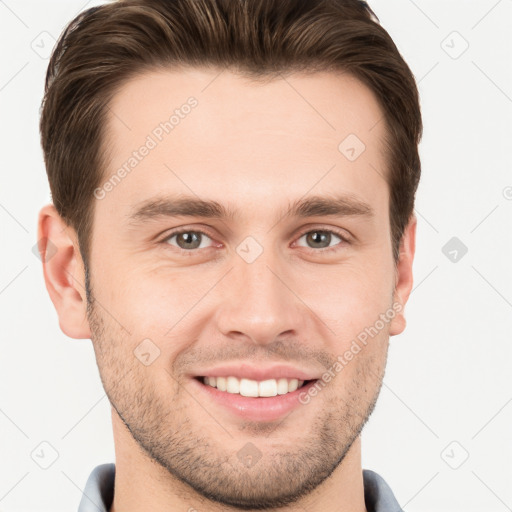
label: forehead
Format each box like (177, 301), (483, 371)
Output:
(99, 67), (389, 223)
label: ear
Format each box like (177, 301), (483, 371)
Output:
(389, 213), (417, 336)
(36, 203), (92, 339)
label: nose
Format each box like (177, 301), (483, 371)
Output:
(214, 247), (308, 346)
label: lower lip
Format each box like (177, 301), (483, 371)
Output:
(191, 377), (318, 422)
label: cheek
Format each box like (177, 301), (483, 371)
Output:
(303, 263), (395, 335)
(95, 262), (182, 325)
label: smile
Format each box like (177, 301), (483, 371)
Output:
(199, 376), (312, 397)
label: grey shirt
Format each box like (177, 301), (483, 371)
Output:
(78, 463), (403, 512)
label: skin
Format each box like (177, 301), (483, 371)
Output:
(38, 67), (416, 512)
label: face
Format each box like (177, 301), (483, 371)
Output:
(79, 67), (412, 509)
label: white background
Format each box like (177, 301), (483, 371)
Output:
(1, 1), (511, 511)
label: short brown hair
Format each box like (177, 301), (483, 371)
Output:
(40, 0), (422, 270)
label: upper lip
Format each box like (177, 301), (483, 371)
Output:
(193, 363), (321, 382)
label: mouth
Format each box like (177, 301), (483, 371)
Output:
(191, 376), (320, 422)
(194, 376), (316, 397)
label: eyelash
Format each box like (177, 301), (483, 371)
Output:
(159, 227), (350, 255)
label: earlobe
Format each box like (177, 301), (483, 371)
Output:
(389, 214), (417, 337)
(37, 203), (92, 340)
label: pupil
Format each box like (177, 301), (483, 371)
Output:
(179, 232), (200, 249)
(308, 231), (329, 248)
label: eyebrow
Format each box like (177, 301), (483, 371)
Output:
(127, 193), (375, 226)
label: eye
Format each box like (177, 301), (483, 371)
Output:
(294, 228), (349, 253)
(162, 229), (215, 252)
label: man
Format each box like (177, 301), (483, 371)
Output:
(37, 0), (421, 510)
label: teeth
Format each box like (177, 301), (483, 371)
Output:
(216, 376), (227, 391)
(203, 376), (305, 396)
(259, 379), (277, 397)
